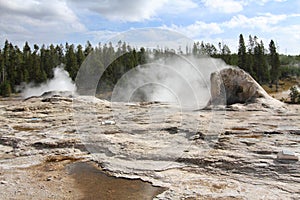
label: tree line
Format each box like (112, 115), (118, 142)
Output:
(0, 34), (299, 97)
(0, 40), (93, 96)
(237, 34), (279, 85)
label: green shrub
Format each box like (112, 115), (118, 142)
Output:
(289, 86), (300, 103)
(0, 81), (12, 97)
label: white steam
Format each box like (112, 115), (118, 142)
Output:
(111, 56), (228, 109)
(22, 66), (76, 98)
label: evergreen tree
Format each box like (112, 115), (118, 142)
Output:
(269, 40), (280, 87)
(245, 36), (254, 78)
(192, 42), (198, 55)
(238, 34), (247, 70)
(248, 35), (255, 54)
(56, 44), (65, 63)
(65, 44), (78, 80)
(259, 40), (270, 83)
(253, 40), (269, 83)
(2, 40), (10, 84)
(204, 43), (217, 55)
(0, 80), (12, 97)
(138, 47), (146, 64)
(0, 49), (3, 84)
(84, 41), (93, 57)
(7, 43), (17, 91)
(32, 44), (47, 83)
(22, 42), (32, 82)
(214, 42), (232, 64)
(76, 44), (85, 67)
(0, 42), (12, 96)
(200, 41), (205, 55)
(14, 46), (25, 85)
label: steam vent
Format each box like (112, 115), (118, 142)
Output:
(208, 67), (284, 108)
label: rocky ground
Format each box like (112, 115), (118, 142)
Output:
(0, 94), (299, 199)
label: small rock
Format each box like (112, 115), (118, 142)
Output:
(1, 180), (8, 185)
(277, 150), (298, 161)
(254, 163), (269, 168)
(101, 120), (116, 125)
(162, 127), (178, 134)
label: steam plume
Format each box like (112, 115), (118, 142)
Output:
(111, 55), (228, 109)
(22, 65), (76, 98)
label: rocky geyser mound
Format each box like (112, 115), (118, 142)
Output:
(208, 67), (284, 108)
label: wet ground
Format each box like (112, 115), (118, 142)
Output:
(67, 162), (166, 200)
(0, 155), (166, 200)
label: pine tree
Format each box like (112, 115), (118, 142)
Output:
(253, 39), (269, 83)
(217, 42), (231, 64)
(192, 43), (197, 55)
(41, 45), (50, 78)
(238, 34), (247, 71)
(0, 80), (12, 97)
(259, 40), (270, 83)
(32, 44), (47, 83)
(65, 44), (78, 80)
(0, 49), (3, 84)
(14, 46), (25, 86)
(7, 43), (17, 91)
(2, 40), (10, 85)
(138, 47), (146, 64)
(245, 36), (255, 78)
(269, 40), (280, 88)
(56, 44), (65, 64)
(84, 41), (93, 57)
(76, 44), (85, 67)
(204, 43), (217, 55)
(22, 42), (32, 82)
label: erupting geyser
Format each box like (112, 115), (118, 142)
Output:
(22, 65), (76, 98)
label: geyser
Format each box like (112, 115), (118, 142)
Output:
(207, 67), (285, 108)
(22, 65), (76, 98)
(111, 55), (228, 109)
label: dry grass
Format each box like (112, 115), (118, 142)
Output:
(262, 77), (299, 94)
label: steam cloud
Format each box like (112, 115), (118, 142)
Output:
(22, 66), (76, 98)
(111, 55), (228, 109)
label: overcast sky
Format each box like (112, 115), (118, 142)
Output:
(0, 0), (299, 55)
